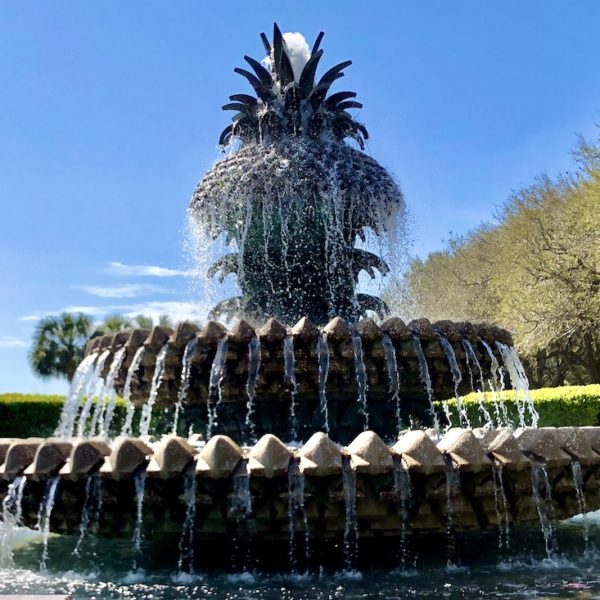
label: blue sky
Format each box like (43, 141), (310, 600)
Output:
(1, 1), (599, 394)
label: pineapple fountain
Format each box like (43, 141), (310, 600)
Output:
(1, 24), (600, 574)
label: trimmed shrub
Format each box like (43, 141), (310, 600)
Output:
(0, 393), (126, 438)
(436, 384), (600, 428)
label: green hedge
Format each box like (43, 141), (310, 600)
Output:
(0, 393), (126, 438)
(436, 384), (600, 428)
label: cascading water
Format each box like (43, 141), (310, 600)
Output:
(131, 469), (147, 572)
(99, 347), (127, 437)
(392, 455), (413, 570)
(0, 476), (27, 566)
(443, 458), (460, 568)
(230, 461), (253, 572)
(496, 342), (539, 429)
(77, 349), (110, 438)
(283, 335), (299, 440)
(121, 346), (146, 436)
(461, 339), (493, 429)
(382, 333), (402, 436)
(438, 336), (471, 429)
(492, 464), (510, 550)
(412, 335), (440, 430)
(317, 334), (330, 434)
(287, 459), (309, 572)
(172, 338), (197, 436)
(55, 352), (98, 438)
(570, 460), (589, 550)
(73, 474), (103, 558)
(139, 343), (169, 437)
(207, 336), (229, 438)
(530, 462), (557, 557)
(177, 471), (198, 574)
(37, 476), (60, 572)
(480, 339), (509, 427)
(351, 330), (369, 430)
(245, 337), (261, 443)
(342, 456), (358, 571)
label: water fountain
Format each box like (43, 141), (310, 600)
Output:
(1, 24), (599, 581)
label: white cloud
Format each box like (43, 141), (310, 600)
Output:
(76, 283), (174, 298)
(108, 261), (193, 278)
(0, 336), (28, 349)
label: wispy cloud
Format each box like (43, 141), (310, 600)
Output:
(0, 336), (28, 349)
(108, 261), (193, 278)
(76, 283), (175, 298)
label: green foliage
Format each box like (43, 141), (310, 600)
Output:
(0, 393), (126, 438)
(437, 384), (600, 428)
(391, 129), (600, 387)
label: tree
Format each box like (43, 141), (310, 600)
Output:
(94, 314), (134, 336)
(134, 314), (154, 330)
(30, 312), (93, 382)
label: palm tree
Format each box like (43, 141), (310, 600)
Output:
(158, 314), (173, 328)
(134, 314), (154, 330)
(30, 312), (93, 382)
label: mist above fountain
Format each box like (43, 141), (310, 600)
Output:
(189, 24), (404, 325)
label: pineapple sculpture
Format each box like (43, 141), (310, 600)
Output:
(190, 24), (404, 325)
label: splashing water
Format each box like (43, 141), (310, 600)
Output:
(245, 337), (261, 443)
(55, 353), (98, 438)
(131, 470), (147, 572)
(73, 474), (103, 558)
(121, 346), (146, 437)
(37, 476), (60, 573)
(173, 339), (197, 436)
(230, 461), (254, 571)
(100, 347), (127, 437)
(342, 456), (358, 571)
(530, 462), (557, 557)
(570, 461), (589, 551)
(287, 460), (309, 572)
(77, 350), (110, 438)
(177, 472), (198, 574)
(317, 334), (330, 434)
(351, 330), (369, 430)
(492, 464), (510, 550)
(496, 342), (539, 429)
(207, 336), (229, 438)
(444, 459), (460, 568)
(0, 476), (27, 566)
(412, 336), (440, 430)
(480, 339), (509, 427)
(461, 339), (493, 429)
(382, 334), (402, 436)
(438, 336), (470, 429)
(392, 456), (413, 570)
(139, 343), (169, 437)
(283, 335), (299, 440)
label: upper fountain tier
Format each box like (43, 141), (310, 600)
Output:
(189, 24), (404, 326)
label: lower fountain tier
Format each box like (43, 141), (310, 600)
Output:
(85, 316), (515, 440)
(2, 426), (600, 539)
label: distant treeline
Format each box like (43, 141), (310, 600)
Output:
(387, 131), (600, 388)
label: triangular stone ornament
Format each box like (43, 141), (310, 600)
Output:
(0, 439), (43, 478)
(170, 322), (200, 350)
(125, 329), (150, 350)
(514, 428), (570, 467)
(355, 318), (381, 342)
(554, 427), (597, 465)
(291, 317), (319, 340)
(248, 434), (292, 478)
(153, 436), (197, 476)
(298, 432), (342, 476)
(111, 331), (130, 351)
(109, 437), (153, 476)
(392, 430), (445, 474)
(380, 317), (411, 341)
(144, 326), (174, 352)
(198, 435), (243, 478)
(0, 439), (15, 467)
(485, 428), (529, 471)
(64, 439), (111, 477)
(346, 431), (393, 475)
(198, 321), (228, 343)
(257, 318), (287, 341)
(581, 426), (600, 455)
(322, 317), (351, 342)
(230, 319), (256, 342)
(25, 439), (72, 479)
(437, 429), (492, 472)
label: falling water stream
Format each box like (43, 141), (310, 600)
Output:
(139, 343), (169, 437)
(342, 456), (358, 571)
(99, 347), (127, 437)
(207, 336), (229, 438)
(530, 462), (557, 557)
(351, 330), (369, 430)
(492, 464), (510, 550)
(177, 471), (198, 574)
(77, 350), (110, 438)
(131, 470), (147, 572)
(392, 456), (413, 570)
(0, 476), (27, 566)
(438, 336), (471, 429)
(283, 336), (299, 440)
(480, 339), (509, 427)
(121, 346), (146, 437)
(73, 474), (103, 558)
(317, 334), (330, 434)
(172, 339), (197, 436)
(462, 339), (493, 429)
(382, 333), (402, 436)
(412, 336), (440, 430)
(444, 458), (460, 568)
(37, 476), (60, 573)
(287, 460), (309, 572)
(571, 461), (589, 550)
(245, 337), (262, 443)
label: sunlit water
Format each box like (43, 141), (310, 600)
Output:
(2, 514), (600, 599)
